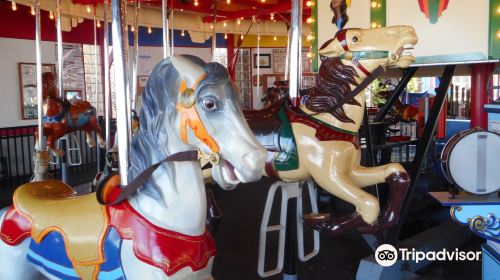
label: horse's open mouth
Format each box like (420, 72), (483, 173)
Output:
(221, 159), (251, 185)
(397, 44), (415, 58)
(222, 160), (240, 185)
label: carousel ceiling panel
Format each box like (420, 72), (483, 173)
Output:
(70, 0), (311, 21)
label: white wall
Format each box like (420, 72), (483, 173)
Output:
(387, 0), (489, 58)
(317, 0), (489, 60)
(318, 0), (370, 51)
(0, 37), (212, 128)
(0, 38), (56, 128)
(251, 48), (275, 110)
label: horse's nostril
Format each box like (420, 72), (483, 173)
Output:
(242, 149), (266, 170)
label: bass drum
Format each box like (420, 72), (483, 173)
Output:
(441, 128), (500, 194)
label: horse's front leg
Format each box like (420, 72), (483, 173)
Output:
(85, 131), (97, 148)
(46, 135), (65, 157)
(349, 163), (410, 233)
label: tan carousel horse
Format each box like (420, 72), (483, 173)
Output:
(243, 26), (418, 235)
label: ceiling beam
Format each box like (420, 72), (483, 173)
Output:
(201, 0), (311, 23)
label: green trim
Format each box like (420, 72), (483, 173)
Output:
(298, 108), (358, 136)
(274, 107), (299, 171)
(370, 0), (386, 28)
(340, 50), (389, 60)
(312, 1), (319, 73)
(489, 0), (500, 59)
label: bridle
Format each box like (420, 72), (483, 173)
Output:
(331, 29), (399, 76)
(312, 29), (399, 111)
(97, 72), (222, 205)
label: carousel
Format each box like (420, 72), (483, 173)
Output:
(0, 0), (498, 279)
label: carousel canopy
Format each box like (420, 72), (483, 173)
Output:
(9, 0), (313, 39)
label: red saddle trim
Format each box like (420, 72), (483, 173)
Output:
(108, 187), (216, 276)
(286, 108), (360, 149)
(0, 205), (32, 246)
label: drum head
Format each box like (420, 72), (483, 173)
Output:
(449, 131), (500, 194)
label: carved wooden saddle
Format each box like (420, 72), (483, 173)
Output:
(0, 177), (216, 279)
(244, 99), (360, 178)
(244, 101), (299, 177)
(1, 180), (108, 278)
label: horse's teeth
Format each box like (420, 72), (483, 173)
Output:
(403, 44), (414, 49)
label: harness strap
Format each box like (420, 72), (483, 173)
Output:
(96, 150), (200, 205)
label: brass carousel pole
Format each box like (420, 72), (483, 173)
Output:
(111, 0), (131, 185)
(104, 0), (111, 151)
(162, 0), (170, 59)
(56, 0), (69, 182)
(288, 0), (303, 107)
(32, 0), (49, 181)
(93, 12), (103, 172)
(131, 0), (140, 112)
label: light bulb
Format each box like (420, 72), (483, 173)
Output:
(11, 1), (17, 11)
(30, 6), (35, 16)
(223, 21), (227, 27)
(306, 17), (315, 24)
(371, 1), (378, 8)
(237, 18), (241, 25)
(49, 11), (54, 20)
(240, 34), (244, 40)
(270, 13), (274, 20)
(130, 25), (135, 32)
(273, 35), (277, 41)
(97, 21), (101, 28)
(194, 0), (199, 6)
(306, 1), (314, 7)
(224, 33), (228, 39)
(148, 26), (152, 34)
(371, 22), (378, 28)
(86, 5), (92, 13)
(181, 30), (185, 36)
(226, 0), (230, 3)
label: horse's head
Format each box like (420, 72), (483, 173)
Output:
(42, 72), (58, 100)
(132, 55), (266, 192)
(319, 26), (418, 76)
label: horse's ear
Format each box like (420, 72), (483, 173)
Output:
(171, 55), (206, 88)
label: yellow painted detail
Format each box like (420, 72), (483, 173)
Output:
(13, 180), (108, 280)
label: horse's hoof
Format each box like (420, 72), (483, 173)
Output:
(304, 212), (367, 236)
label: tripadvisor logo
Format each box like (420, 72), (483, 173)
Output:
(374, 244), (481, 267)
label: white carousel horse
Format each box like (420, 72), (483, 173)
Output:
(242, 26), (419, 235)
(0, 55), (266, 280)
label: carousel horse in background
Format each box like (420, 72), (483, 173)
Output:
(330, 0), (350, 29)
(0, 55), (266, 279)
(35, 72), (105, 157)
(379, 90), (419, 124)
(244, 26), (418, 236)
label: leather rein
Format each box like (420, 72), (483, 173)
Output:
(97, 73), (220, 206)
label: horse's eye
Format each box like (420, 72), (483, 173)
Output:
(352, 36), (358, 42)
(202, 99), (217, 111)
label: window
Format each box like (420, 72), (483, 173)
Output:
(83, 44), (103, 116)
(213, 48), (228, 67)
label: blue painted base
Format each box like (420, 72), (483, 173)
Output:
(482, 241), (500, 280)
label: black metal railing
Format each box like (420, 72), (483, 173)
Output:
(0, 125), (100, 205)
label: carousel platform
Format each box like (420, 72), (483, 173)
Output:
(211, 178), (483, 280)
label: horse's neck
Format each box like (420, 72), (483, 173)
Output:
(300, 86), (366, 133)
(128, 147), (207, 236)
(45, 96), (64, 115)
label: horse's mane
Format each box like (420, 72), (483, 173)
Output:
(304, 57), (360, 124)
(129, 55), (229, 199)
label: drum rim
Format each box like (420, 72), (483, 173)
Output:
(440, 128), (500, 194)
